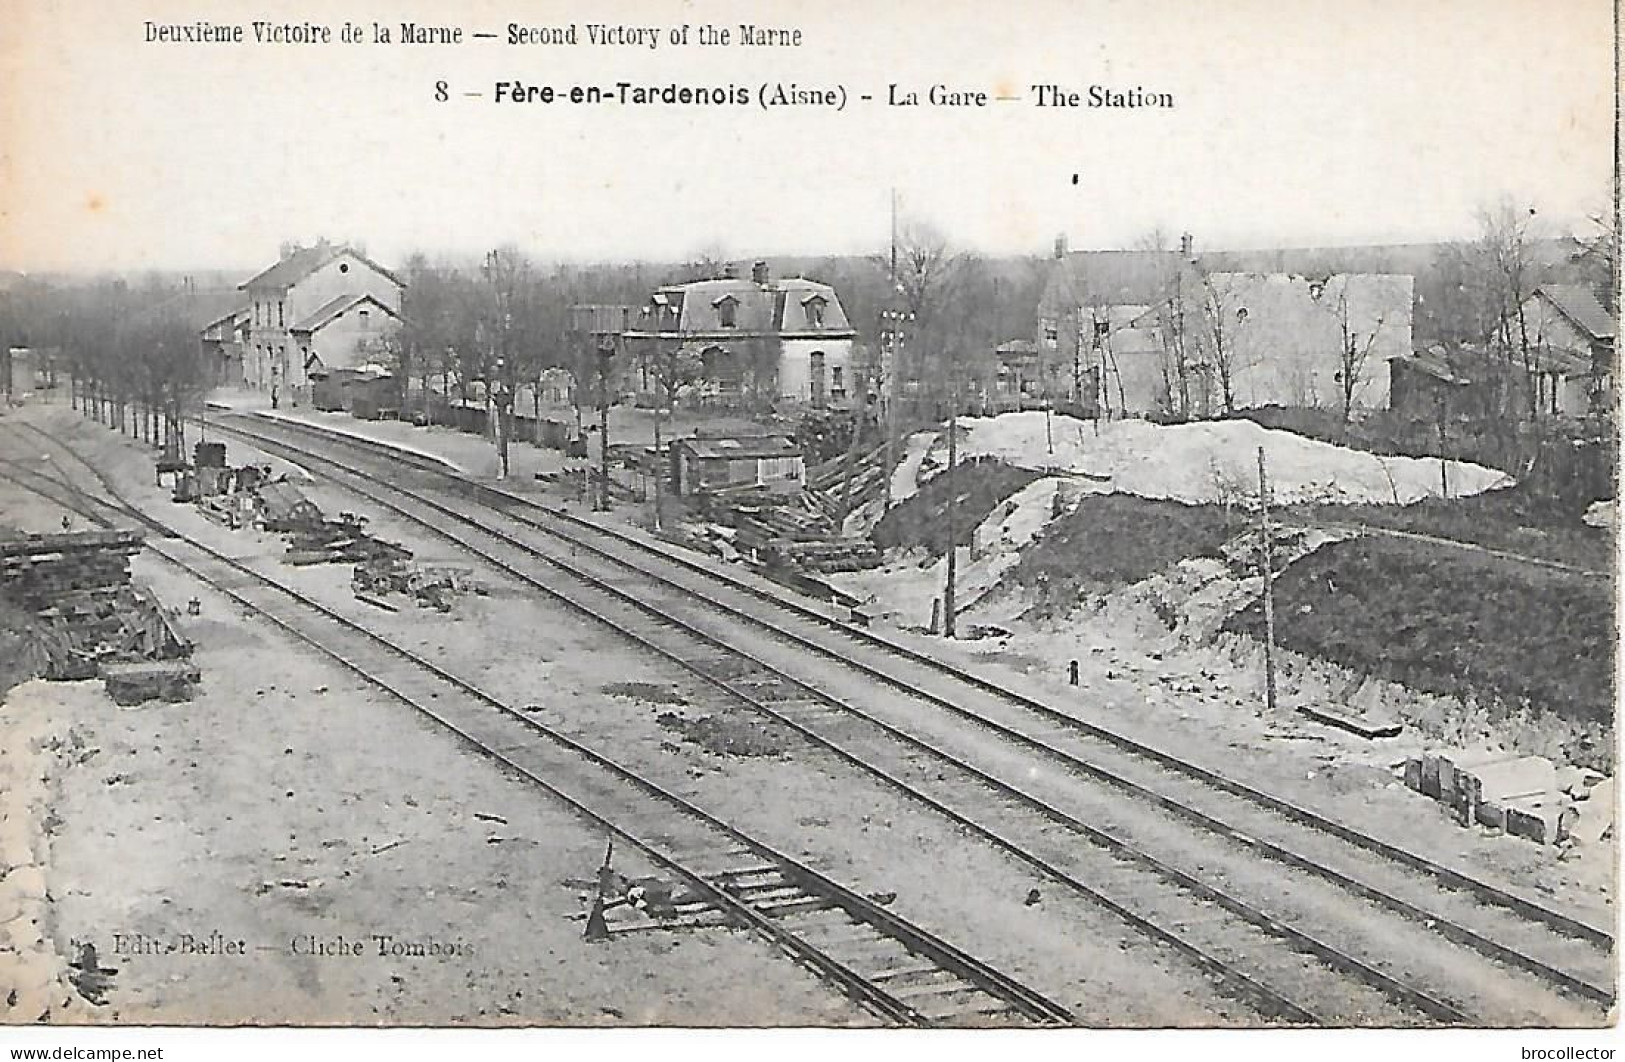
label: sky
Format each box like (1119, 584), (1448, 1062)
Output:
(0, 0), (1616, 274)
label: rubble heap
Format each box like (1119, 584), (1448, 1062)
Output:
(168, 441), (410, 567)
(1403, 747), (1614, 848)
(352, 557), (486, 612)
(705, 486), (881, 574)
(282, 511), (409, 567)
(0, 530), (197, 704)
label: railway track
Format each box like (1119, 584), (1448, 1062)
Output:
(0, 428), (1074, 1028)
(200, 412), (1616, 1026)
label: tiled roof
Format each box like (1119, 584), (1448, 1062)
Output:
(640, 277), (852, 334)
(1392, 346), (1471, 385)
(1535, 284), (1616, 341)
(241, 244), (404, 290)
(290, 293), (398, 334)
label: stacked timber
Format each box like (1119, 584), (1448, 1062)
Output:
(284, 515), (410, 566)
(711, 487), (881, 574)
(0, 530), (142, 611)
(0, 530), (197, 701)
(101, 660), (202, 706)
(804, 437), (901, 516)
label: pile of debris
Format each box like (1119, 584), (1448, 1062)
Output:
(351, 557), (486, 613)
(1403, 747), (1613, 847)
(0, 529), (197, 704)
(167, 440), (409, 567)
(706, 486), (881, 574)
(804, 438), (893, 515)
(282, 511), (409, 567)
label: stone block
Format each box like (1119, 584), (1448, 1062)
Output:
(1404, 758), (1423, 792)
(1568, 778), (1615, 845)
(1460, 756), (1556, 807)
(1505, 795), (1565, 845)
(1419, 752), (1442, 797)
(1476, 799), (1508, 831)
(1438, 747), (1508, 801)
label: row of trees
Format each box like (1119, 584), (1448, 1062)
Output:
(1, 277), (208, 451)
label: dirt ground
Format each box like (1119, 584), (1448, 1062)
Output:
(0, 403), (864, 1025)
(6, 394), (1610, 1027)
(0, 400), (1255, 1027)
(200, 395), (1618, 919)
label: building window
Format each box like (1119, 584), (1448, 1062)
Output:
(339, 263), (350, 274)
(359, 310), (370, 327)
(806, 297), (826, 328)
(278, 301), (284, 327)
(716, 297), (737, 328)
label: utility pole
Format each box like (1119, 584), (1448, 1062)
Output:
(942, 349), (959, 639)
(597, 336), (614, 511)
(1257, 446), (1278, 713)
(647, 303), (676, 531)
(482, 250), (514, 481)
(881, 187), (900, 512)
(879, 309), (910, 510)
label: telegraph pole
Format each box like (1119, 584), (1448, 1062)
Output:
(1257, 446), (1278, 713)
(881, 187), (901, 512)
(879, 311), (905, 510)
(597, 336), (614, 511)
(942, 349), (959, 638)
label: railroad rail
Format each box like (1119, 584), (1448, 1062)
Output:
(0, 430), (1073, 1028)
(215, 416), (1618, 941)
(198, 413), (1616, 1025)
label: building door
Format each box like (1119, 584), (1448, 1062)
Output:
(809, 351), (826, 407)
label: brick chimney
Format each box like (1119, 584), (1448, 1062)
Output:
(751, 260), (770, 286)
(1054, 233), (1068, 259)
(1179, 232), (1194, 257)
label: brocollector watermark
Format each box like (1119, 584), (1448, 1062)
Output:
(1521, 1050), (1617, 1060)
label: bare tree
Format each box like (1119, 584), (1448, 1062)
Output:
(873, 217), (965, 401)
(632, 310), (703, 529)
(1477, 198), (1544, 421)
(1573, 201), (1619, 313)
(1196, 270), (1239, 416)
(479, 246), (536, 479)
(1324, 277), (1388, 431)
(682, 245), (731, 283)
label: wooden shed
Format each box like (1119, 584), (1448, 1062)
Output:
(671, 435), (804, 496)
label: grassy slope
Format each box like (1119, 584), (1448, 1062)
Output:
(1301, 485), (1615, 573)
(1226, 537), (1615, 724)
(1006, 495), (1243, 601)
(872, 458), (1045, 556)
